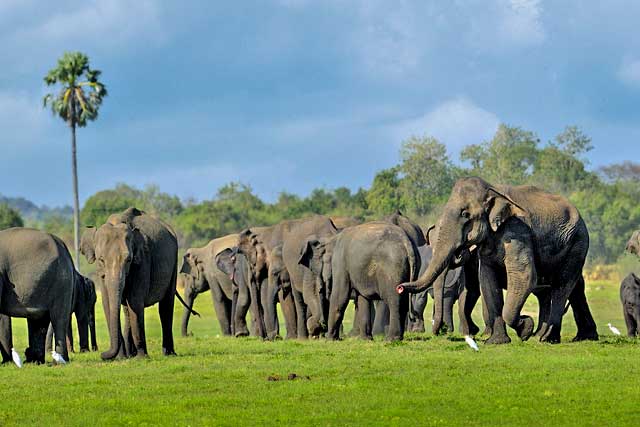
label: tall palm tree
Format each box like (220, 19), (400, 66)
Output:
(43, 52), (107, 269)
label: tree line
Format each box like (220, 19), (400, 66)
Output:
(2, 124), (638, 266)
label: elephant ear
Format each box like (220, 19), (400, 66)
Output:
(298, 237), (322, 269)
(131, 227), (148, 265)
(80, 226), (97, 264)
(485, 190), (529, 232)
(215, 248), (236, 276)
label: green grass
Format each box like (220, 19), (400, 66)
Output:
(1, 280), (637, 426)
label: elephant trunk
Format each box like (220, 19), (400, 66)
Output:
(101, 280), (123, 360)
(181, 286), (197, 337)
(396, 244), (452, 295)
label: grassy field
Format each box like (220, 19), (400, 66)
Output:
(0, 280), (638, 426)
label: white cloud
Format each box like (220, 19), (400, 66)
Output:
(392, 97), (500, 150)
(618, 57), (640, 86)
(500, 0), (545, 46)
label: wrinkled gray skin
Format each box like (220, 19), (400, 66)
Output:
(180, 234), (260, 338)
(215, 249), (266, 338)
(397, 177), (598, 344)
(300, 222), (417, 341)
(81, 207), (179, 359)
(620, 273), (640, 337)
(45, 270), (98, 353)
(0, 228), (75, 364)
(236, 216), (338, 339)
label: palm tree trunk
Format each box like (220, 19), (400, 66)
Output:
(70, 121), (81, 271)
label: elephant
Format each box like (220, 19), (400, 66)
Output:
(299, 221), (417, 341)
(236, 216), (338, 339)
(620, 273), (640, 337)
(81, 207), (184, 359)
(0, 228), (75, 363)
(407, 225), (482, 336)
(0, 314), (12, 364)
(626, 231), (640, 256)
(397, 177), (598, 344)
(45, 270), (98, 353)
(180, 233), (264, 338)
(214, 249), (266, 337)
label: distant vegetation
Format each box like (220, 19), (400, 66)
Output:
(4, 124), (639, 266)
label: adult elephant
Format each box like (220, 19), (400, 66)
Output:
(180, 234), (264, 338)
(237, 216), (338, 339)
(45, 270), (98, 353)
(397, 177), (598, 344)
(0, 228), (75, 363)
(300, 222), (417, 341)
(81, 207), (183, 359)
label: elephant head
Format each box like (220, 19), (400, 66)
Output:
(298, 235), (336, 334)
(80, 222), (147, 360)
(235, 229), (268, 275)
(626, 231), (640, 256)
(396, 177), (528, 327)
(622, 273), (640, 336)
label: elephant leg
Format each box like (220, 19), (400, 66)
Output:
(327, 270), (351, 340)
(534, 290), (551, 338)
(278, 287), (296, 339)
(356, 295), (373, 340)
(0, 315), (13, 363)
(67, 317), (74, 353)
(302, 272), (325, 337)
(26, 316), (49, 364)
(623, 308), (637, 337)
(348, 296), (361, 337)
(210, 281), (232, 336)
(292, 288), (308, 339)
(90, 305), (98, 351)
(386, 294), (409, 341)
(502, 247), (536, 342)
(127, 301), (148, 357)
(122, 306), (136, 357)
(569, 276), (598, 342)
(410, 292), (428, 333)
(481, 297), (491, 337)
(49, 311), (70, 363)
(248, 278), (265, 338)
(77, 315), (90, 352)
(540, 283), (575, 344)
(159, 286), (177, 356)
(45, 323), (54, 353)
(460, 269), (481, 336)
(262, 278), (280, 339)
(234, 283), (251, 337)
(372, 300), (389, 336)
(480, 262), (510, 345)
(441, 294), (455, 334)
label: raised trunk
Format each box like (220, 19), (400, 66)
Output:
(181, 288), (196, 337)
(70, 120), (81, 271)
(101, 283), (123, 360)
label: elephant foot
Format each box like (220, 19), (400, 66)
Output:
(481, 327), (493, 338)
(235, 329), (250, 338)
(410, 320), (425, 333)
(162, 348), (177, 356)
(572, 332), (598, 342)
(24, 348), (45, 364)
(307, 319), (327, 337)
(485, 334), (511, 345)
(385, 334), (403, 342)
(539, 325), (561, 344)
(79, 348), (90, 353)
(534, 322), (549, 338)
(515, 316), (534, 341)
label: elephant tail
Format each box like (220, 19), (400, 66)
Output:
(176, 290), (201, 317)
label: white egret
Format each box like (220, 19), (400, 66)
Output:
(608, 323), (621, 336)
(11, 348), (22, 368)
(464, 335), (479, 352)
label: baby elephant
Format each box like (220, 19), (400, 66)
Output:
(620, 273), (640, 337)
(299, 221), (417, 341)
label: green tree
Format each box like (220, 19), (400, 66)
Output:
(460, 124), (539, 185)
(366, 167), (403, 216)
(0, 204), (24, 230)
(43, 52), (107, 268)
(398, 136), (458, 215)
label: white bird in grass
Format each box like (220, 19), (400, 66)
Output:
(11, 348), (22, 368)
(51, 351), (66, 365)
(464, 335), (479, 352)
(608, 323), (622, 336)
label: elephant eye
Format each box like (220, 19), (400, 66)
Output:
(461, 210), (471, 219)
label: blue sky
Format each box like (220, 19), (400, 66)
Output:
(1, 1), (639, 206)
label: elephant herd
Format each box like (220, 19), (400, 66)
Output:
(4, 176), (640, 365)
